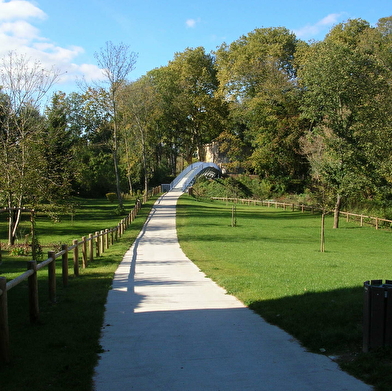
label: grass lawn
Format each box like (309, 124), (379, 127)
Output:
(176, 195), (392, 391)
(0, 196), (158, 391)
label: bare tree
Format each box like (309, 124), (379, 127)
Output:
(94, 42), (138, 209)
(0, 51), (60, 244)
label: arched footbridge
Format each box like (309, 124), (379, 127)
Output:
(168, 162), (221, 192)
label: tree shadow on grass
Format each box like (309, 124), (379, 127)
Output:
(249, 286), (364, 355)
(248, 286), (392, 390)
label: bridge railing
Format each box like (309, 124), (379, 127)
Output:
(170, 162), (202, 190)
(170, 162), (221, 191)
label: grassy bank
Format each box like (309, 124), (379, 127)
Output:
(0, 196), (158, 391)
(176, 195), (392, 391)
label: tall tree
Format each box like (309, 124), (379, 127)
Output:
(215, 27), (308, 187)
(146, 65), (188, 174)
(167, 47), (228, 163)
(43, 92), (80, 204)
(0, 51), (60, 244)
(66, 89), (118, 197)
(120, 77), (162, 193)
(94, 41), (137, 208)
(298, 18), (392, 227)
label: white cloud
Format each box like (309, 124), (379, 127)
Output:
(294, 13), (344, 39)
(0, 20), (40, 39)
(186, 18), (200, 28)
(0, 0), (46, 21)
(0, 0), (103, 90)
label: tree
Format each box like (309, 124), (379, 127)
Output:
(120, 77), (162, 194)
(298, 18), (392, 227)
(166, 47), (228, 163)
(146, 65), (189, 174)
(0, 51), (60, 244)
(215, 27), (308, 186)
(66, 89), (119, 197)
(43, 92), (80, 204)
(94, 41), (137, 208)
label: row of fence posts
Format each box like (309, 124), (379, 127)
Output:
(0, 189), (161, 364)
(210, 197), (392, 229)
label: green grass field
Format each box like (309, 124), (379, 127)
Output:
(0, 196), (157, 391)
(2, 193), (392, 390)
(176, 195), (392, 390)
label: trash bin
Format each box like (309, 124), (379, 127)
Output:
(363, 280), (392, 352)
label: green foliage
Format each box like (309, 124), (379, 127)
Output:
(191, 175), (284, 200)
(215, 27), (308, 182)
(114, 205), (126, 215)
(9, 245), (28, 257)
(298, 18), (392, 209)
(105, 192), (117, 203)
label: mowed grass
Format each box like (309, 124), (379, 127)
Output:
(176, 195), (392, 390)
(0, 196), (158, 391)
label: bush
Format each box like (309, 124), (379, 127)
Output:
(9, 245), (29, 257)
(106, 192), (118, 203)
(192, 175), (274, 200)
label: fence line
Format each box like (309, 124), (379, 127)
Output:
(210, 197), (392, 229)
(0, 186), (162, 364)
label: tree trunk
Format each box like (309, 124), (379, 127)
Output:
(127, 174), (133, 195)
(8, 209), (14, 245)
(112, 148), (123, 208)
(333, 194), (341, 229)
(320, 212), (326, 252)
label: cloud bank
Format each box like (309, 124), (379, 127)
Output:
(0, 0), (102, 88)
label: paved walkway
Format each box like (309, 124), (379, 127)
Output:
(93, 191), (372, 390)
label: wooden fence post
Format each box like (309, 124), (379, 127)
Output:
(88, 234), (94, 262)
(61, 244), (68, 287)
(100, 230), (104, 254)
(82, 236), (87, 268)
(48, 251), (56, 303)
(105, 229), (109, 250)
(73, 239), (79, 276)
(95, 232), (100, 257)
(110, 229), (114, 246)
(27, 260), (39, 323)
(0, 277), (10, 364)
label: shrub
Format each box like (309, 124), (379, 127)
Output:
(9, 245), (28, 257)
(106, 192), (117, 203)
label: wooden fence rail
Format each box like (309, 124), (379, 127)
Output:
(0, 186), (162, 364)
(210, 197), (392, 229)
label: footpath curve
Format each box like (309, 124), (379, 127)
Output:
(93, 191), (372, 391)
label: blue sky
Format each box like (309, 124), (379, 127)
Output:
(0, 0), (390, 93)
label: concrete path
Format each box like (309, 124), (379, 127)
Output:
(93, 191), (372, 391)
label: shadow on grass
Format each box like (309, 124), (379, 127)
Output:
(2, 269), (117, 391)
(249, 286), (364, 354)
(249, 287), (392, 390)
